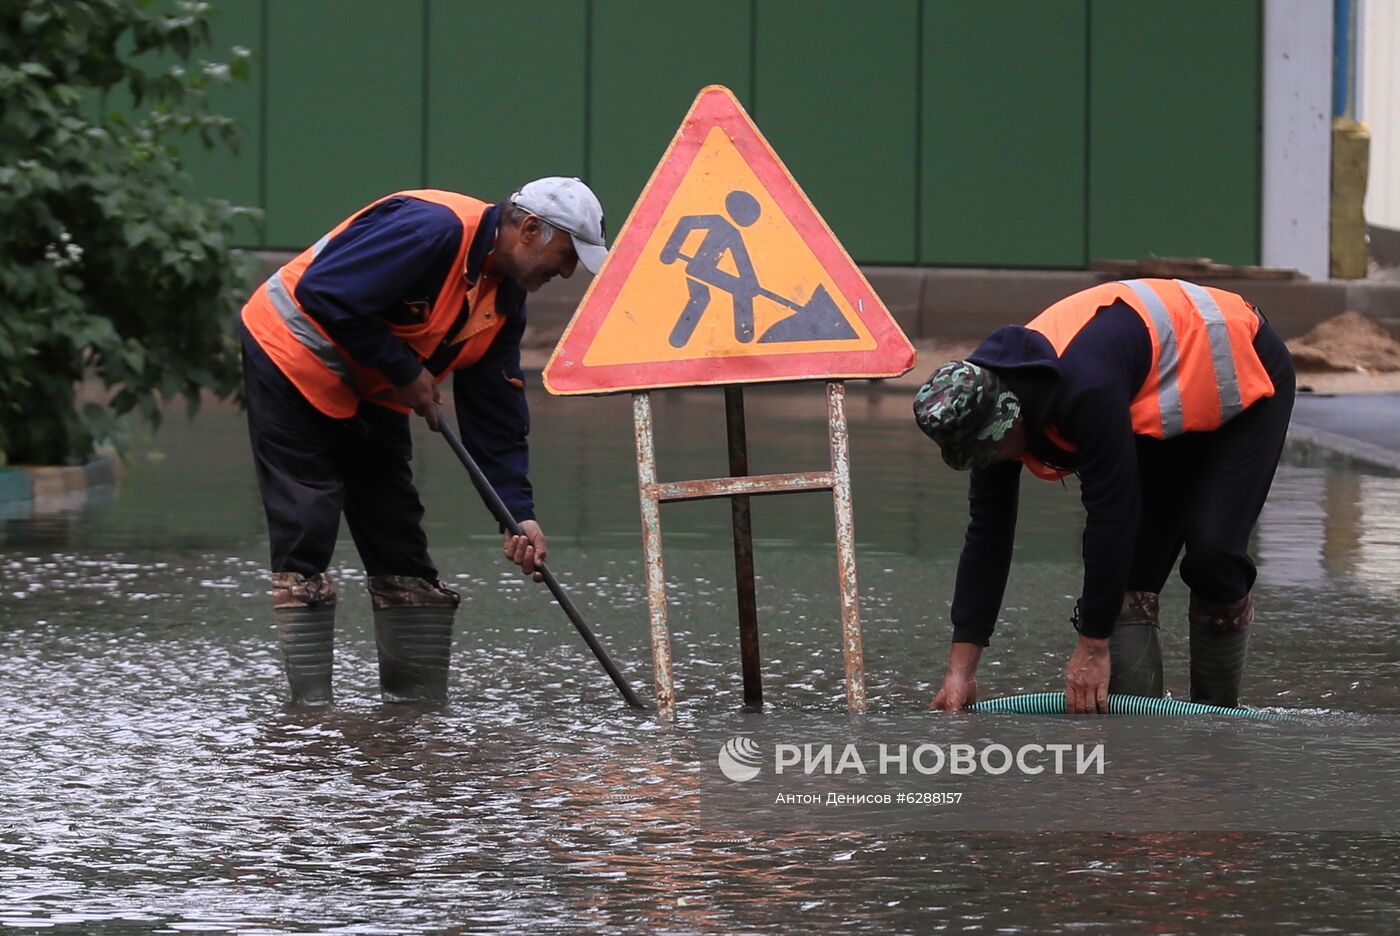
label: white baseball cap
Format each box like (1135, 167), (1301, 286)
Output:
(508, 177), (608, 274)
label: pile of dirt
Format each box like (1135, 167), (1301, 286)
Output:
(1286, 311), (1400, 373)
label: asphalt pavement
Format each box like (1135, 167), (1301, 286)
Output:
(1287, 390), (1400, 474)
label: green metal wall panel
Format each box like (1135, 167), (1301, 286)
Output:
(217, 1), (1269, 270)
(921, 0), (1087, 268)
(426, 1), (586, 203)
(755, 0), (919, 265)
(1088, 0), (1261, 265)
(264, 0), (424, 248)
(589, 0), (752, 236)
(180, 0), (264, 245)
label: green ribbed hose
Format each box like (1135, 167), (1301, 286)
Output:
(968, 692), (1296, 721)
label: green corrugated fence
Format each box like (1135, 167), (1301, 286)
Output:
(174, 0), (1262, 269)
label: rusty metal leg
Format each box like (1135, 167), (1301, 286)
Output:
(634, 392), (676, 721)
(724, 386), (763, 708)
(827, 381), (867, 714)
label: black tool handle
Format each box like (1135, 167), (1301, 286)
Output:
(434, 407), (649, 710)
(672, 251), (801, 312)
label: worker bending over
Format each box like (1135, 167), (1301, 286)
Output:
(914, 279), (1294, 713)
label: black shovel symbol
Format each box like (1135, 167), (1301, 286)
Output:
(669, 251), (858, 345)
(753, 282), (857, 343)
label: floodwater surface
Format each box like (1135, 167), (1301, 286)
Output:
(1, 385), (1397, 933)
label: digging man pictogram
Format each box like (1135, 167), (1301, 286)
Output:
(659, 189), (857, 348)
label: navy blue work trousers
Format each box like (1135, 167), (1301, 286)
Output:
(242, 335), (437, 581)
(1125, 321), (1297, 601)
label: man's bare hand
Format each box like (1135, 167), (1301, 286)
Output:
(931, 642), (982, 712)
(504, 519), (548, 582)
(1065, 634), (1111, 713)
(931, 672), (977, 712)
(393, 368), (441, 431)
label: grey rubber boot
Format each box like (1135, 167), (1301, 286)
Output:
(272, 571), (337, 706)
(1108, 591), (1164, 697)
(368, 576), (461, 704)
(1189, 592), (1253, 708)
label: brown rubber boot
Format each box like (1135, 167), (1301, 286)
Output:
(1108, 591), (1164, 698)
(271, 572), (337, 706)
(1189, 592), (1253, 708)
(368, 576), (461, 703)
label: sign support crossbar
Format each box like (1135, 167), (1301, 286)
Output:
(632, 382), (868, 721)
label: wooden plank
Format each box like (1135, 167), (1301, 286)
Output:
(653, 472), (835, 503)
(1091, 258), (1308, 281)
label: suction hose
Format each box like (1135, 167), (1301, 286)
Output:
(968, 692), (1297, 721)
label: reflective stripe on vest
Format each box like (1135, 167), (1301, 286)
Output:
(242, 191), (497, 419)
(262, 234), (356, 391)
(1027, 279), (1272, 441)
(1121, 279), (1184, 438)
(1174, 279), (1244, 423)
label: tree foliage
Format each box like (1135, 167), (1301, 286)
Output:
(0, 0), (257, 465)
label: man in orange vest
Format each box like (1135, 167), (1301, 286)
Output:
(913, 279), (1295, 713)
(240, 178), (608, 705)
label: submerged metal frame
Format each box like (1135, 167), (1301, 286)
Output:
(633, 381), (867, 721)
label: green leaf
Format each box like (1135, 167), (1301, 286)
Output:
(0, 0), (251, 465)
(122, 342), (146, 374)
(229, 55), (250, 84)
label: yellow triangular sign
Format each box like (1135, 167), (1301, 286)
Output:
(544, 85), (915, 395)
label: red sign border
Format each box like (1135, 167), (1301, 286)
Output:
(543, 85), (915, 396)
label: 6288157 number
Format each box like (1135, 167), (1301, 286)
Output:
(905, 792), (962, 805)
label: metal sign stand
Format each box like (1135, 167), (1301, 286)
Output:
(632, 380), (867, 721)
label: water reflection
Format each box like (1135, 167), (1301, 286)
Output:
(0, 390), (1397, 932)
(1258, 468), (1400, 595)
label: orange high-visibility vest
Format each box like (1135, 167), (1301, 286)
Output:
(241, 190), (508, 419)
(1018, 278), (1276, 480)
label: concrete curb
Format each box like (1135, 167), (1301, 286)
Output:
(258, 251), (1400, 477)
(252, 252), (1400, 344)
(1282, 424), (1400, 476)
(517, 264), (1400, 344)
(517, 362), (1400, 478)
(0, 454), (121, 517)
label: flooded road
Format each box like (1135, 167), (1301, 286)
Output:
(1, 385), (1397, 933)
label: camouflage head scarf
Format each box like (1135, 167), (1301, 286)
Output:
(912, 360), (1022, 471)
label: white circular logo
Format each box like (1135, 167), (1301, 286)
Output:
(717, 736), (763, 782)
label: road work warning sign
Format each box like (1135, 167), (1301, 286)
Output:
(543, 85), (915, 395)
